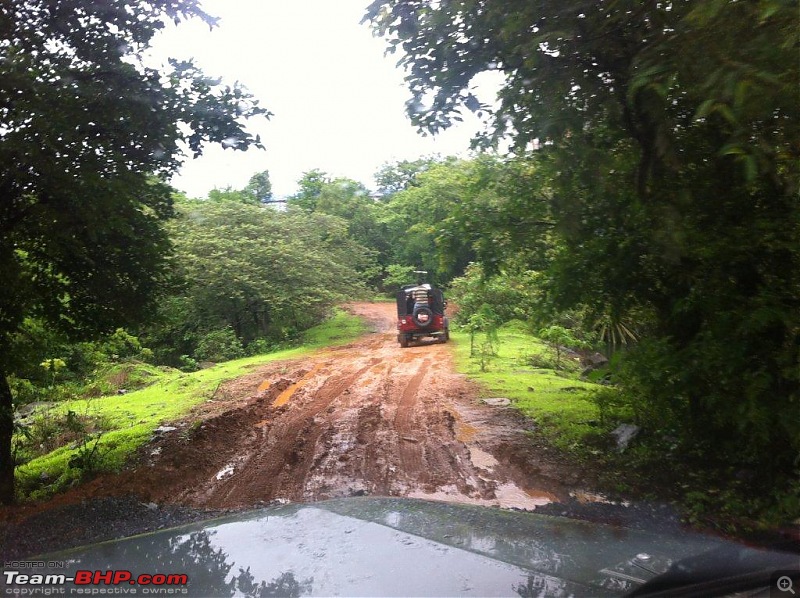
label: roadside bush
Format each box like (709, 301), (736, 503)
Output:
(527, 352), (559, 370)
(449, 263), (544, 326)
(461, 304), (500, 357)
(538, 325), (589, 371)
(101, 328), (143, 361)
(245, 338), (279, 356)
(14, 406), (107, 465)
(80, 362), (162, 397)
(8, 376), (45, 406)
(62, 329), (153, 379)
(588, 386), (633, 426)
(178, 355), (199, 372)
(26, 409), (69, 456)
(39, 358), (67, 387)
(62, 342), (107, 379)
(63, 410), (104, 475)
(193, 328), (245, 362)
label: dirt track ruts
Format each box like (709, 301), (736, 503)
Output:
(23, 303), (590, 512)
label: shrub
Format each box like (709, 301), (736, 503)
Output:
(8, 376), (45, 406)
(178, 355), (199, 372)
(538, 325), (588, 370)
(245, 338), (278, 356)
(449, 263), (544, 326)
(193, 328), (245, 362)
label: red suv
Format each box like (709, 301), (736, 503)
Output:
(396, 284), (449, 347)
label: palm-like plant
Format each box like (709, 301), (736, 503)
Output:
(593, 314), (639, 356)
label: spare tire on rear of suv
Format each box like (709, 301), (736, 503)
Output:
(412, 305), (434, 327)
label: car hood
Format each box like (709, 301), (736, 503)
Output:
(22, 497), (799, 597)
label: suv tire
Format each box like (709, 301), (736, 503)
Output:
(412, 305), (434, 328)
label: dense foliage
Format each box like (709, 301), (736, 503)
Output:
(147, 199), (370, 365)
(0, 0), (266, 503)
(366, 0), (800, 521)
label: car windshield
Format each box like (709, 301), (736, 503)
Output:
(1, 0), (797, 596)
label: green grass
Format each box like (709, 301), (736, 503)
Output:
(450, 320), (612, 454)
(301, 308), (368, 347)
(15, 309), (367, 501)
(451, 322), (800, 536)
(81, 362), (166, 397)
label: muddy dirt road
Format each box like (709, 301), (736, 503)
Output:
(100, 302), (586, 511)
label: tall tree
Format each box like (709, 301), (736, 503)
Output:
(382, 158), (479, 282)
(287, 169), (330, 211)
(382, 155), (553, 284)
(288, 172), (387, 282)
(0, 0), (267, 503)
(244, 169), (273, 203)
(207, 186), (251, 204)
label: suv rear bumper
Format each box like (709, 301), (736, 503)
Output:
(397, 314), (446, 333)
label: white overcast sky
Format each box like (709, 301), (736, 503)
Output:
(151, 0), (501, 198)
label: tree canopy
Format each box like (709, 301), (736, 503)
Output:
(147, 199), (370, 364)
(366, 1), (797, 192)
(243, 170), (273, 203)
(0, 0), (267, 503)
(373, 157), (438, 196)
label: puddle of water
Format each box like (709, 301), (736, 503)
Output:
(409, 482), (555, 511)
(443, 408), (479, 443)
(469, 447), (499, 471)
(215, 463), (235, 480)
(273, 363), (323, 407)
(494, 484), (556, 508)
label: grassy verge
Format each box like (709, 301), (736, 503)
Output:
(449, 321), (615, 456)
(301, 308), (368, 348)
(15, 309), (367, 501)
(449, 323), (800, 535)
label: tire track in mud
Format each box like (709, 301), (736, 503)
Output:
(198, 358), (383, 506)
(393, 359), (430, 482)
